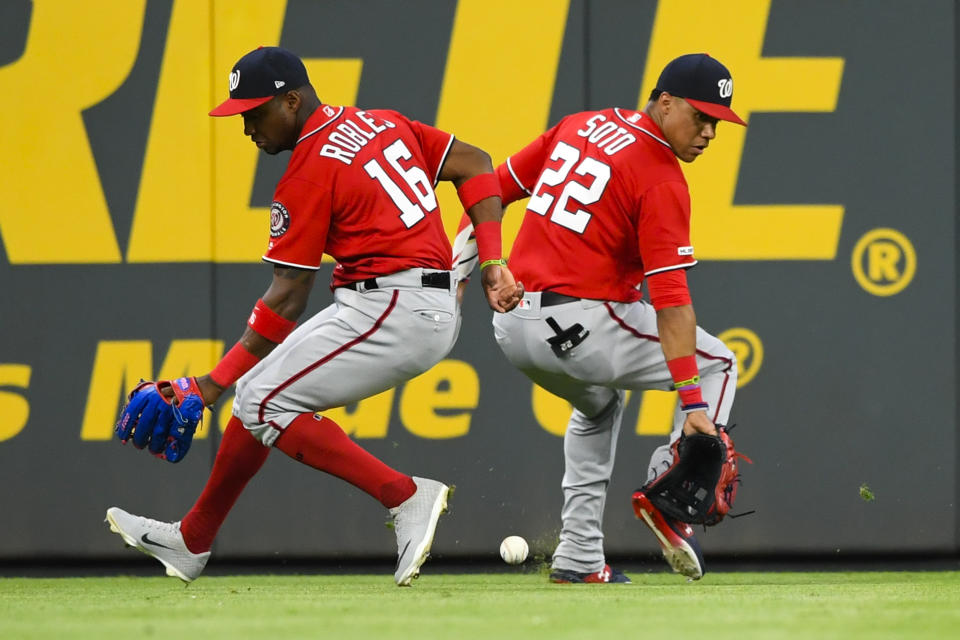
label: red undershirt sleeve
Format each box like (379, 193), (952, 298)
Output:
(646, 268), (692, 310)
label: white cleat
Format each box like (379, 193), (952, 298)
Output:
(389, 477), (451, 586)
(105, 507), (210, 583)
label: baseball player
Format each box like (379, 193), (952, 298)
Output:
(454, 54), (745, 582)
(106, 46), (522, 585)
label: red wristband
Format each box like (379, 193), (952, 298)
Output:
(677, 385), (705, 407)
(666, 355), (700, 388)
(248, 298), (296, 343)
(473, 220), (502, 265)
(209, 342), (261, 388)
(457, 173), (502, 211)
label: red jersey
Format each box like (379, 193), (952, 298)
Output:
(500, 108), (696, 302)
(263, 105), (455, 287)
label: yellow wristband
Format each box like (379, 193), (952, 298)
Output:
(672, 375), (701, 389)
(480, 258), (506, 270)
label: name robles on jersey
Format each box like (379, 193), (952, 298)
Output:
(263, 105), (454, 286)
(316, 109), (398, 165)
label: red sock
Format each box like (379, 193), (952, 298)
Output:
(180, 416), (270, 553)
(274, 413), (415, 508)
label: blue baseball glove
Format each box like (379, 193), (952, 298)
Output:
(115, 377), (205, 463)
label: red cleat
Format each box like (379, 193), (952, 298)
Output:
(632, 491), (705, 580)
(550, 564), (632, 584)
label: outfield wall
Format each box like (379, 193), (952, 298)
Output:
(0, 0), (956, 561)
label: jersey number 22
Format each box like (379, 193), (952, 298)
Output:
(527, 141), (611, 234)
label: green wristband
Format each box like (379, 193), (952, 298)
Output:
(672, 375), (701, 389)
(480, 258), (506, 270)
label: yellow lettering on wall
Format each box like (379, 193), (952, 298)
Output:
(156, 339), (223, 439)
(718, 327), (764, 387)
(534, 384), (671, 436)
(81, 340), (223, 440)
(641, 0), (845, 259)
(212, 2), (358, 263)
(533, 387), (638, 435)
(126, 0), (214, 262)
(323, 389), (395, 439)
(155, 340), (224, 387)
(81, 341), (152, 440)
(635, 390), (676, 435)
(532, 384), (572, 436)
(127, 1), (284, 262)
(217, 394), (236, 434)
(851, 228), (916, 297)
(400, 360), (478, 439)
(434, 0), (570, 249)
(0, 365), (32, 441)
(129, 0), (361, 263)
(868, 242), (902, 281)
(301, 60), (364, 113)
(0, 1), (145, 263)
(300, 59), (363, 265)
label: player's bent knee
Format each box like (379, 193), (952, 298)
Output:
(699, 338), (737, 378)
(245, 421), (280, 446)
(233, 388), (256, 425)
(721, 345), (739, 377)
(233, 392), (274, 445)
(234, 392), (296, 446)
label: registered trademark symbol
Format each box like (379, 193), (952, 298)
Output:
(717, 328), (763, 388)
(851, 228), (916, 296)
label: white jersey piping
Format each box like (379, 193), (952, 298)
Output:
(262, 256), (322, 271)
(613, 108), (671, 149)
(644, 260), (698, 276)
(506, 157), (531, 195)
(296, 106), (345, 145)
(433, 134), (456, 186)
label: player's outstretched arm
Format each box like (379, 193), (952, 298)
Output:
(194, 266), (316, 405)
(655, 304), (717, 437)
(440, 140), (523, 312)
(117, 266), (314, 462)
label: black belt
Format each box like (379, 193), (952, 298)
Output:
(540, 291), (581, 307)
(341, 271), (451, 292)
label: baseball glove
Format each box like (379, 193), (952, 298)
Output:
(115, 377), (205, 463)
(641, 425), (751, 526)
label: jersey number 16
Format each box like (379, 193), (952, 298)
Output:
(363, 139), (438, 228)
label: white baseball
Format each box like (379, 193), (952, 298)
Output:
(499, 535), (529, 565)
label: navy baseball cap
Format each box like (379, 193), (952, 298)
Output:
(655, 53), (746, 126)
(209, 46), (309, 117)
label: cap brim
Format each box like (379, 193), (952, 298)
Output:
(685, 98), (747, 126)
(209, 96), (274, 117)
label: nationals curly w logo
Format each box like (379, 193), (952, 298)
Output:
(717, 78), (733, 98)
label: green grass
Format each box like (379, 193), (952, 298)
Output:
(2, 571), (959, 639)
